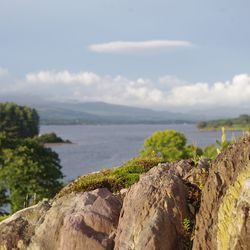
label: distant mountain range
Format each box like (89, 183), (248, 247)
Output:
(33, 102), (203, 125)
(1, 96), (249, 125)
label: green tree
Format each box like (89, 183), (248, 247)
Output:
(140, 130), (195, 162)
(34, 132), (70, 144)
(0, 102), (39, 139)
(0, 134), (63, 212)
(238, 114), (250, 123)
(197, 121), (207, 129)
(203, 144), (217, 160)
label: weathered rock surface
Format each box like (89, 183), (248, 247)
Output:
(29, 188), (122, 250)
(114, 163), (192, 250)
(193, 136), (250, 250)
(0, 188), (122, 250)
(0, 200), (50, 249)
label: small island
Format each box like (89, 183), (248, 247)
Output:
(35, 132), (72, 144)
(197, 114), (250, 131)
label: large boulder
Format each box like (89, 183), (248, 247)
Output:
(0, 188), (122, 250)
(29, 188), (122, 250)
(193, 136), (250, 250)
(0, 200), (50, 249)
(114, 164), (191, 250)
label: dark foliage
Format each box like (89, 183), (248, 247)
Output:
(0, 102), (39, 139)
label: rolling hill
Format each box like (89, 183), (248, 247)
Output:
(33, 102), (202, 125)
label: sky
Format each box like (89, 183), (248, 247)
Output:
(0, 0), (250, 110)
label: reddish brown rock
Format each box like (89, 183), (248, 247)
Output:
(0, 200), (50, 249)
(29, 188), (122, 250)
(114, 165), (191, 250)
(192, 136), (250, 250)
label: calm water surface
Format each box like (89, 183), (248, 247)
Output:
(40, 124), (242, 181)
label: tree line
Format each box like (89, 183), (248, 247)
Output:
(0, 102), (39, 138)
(0, 103), (63, 213)
(197, 114), (250, 130)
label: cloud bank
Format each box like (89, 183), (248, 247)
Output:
(1, 67), (250, 109)
(89, 40), (192, 54)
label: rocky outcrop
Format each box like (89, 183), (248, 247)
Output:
(30, 188), (122, 250)
(0, 200), (50, 249)
(113, 160), (208, 250)
(2, 135), (250, 250)
(114, 164), (191, 250)
(0, 188), (122, 250)
(193, 136), (250, 250)
(0, 159), (206, 250)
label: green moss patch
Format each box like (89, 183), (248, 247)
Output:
(58, 155), (163, 197)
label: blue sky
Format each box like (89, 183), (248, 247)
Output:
(0, 0), (250, 109)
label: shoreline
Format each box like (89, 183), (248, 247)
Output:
(198, 127), (249, 132)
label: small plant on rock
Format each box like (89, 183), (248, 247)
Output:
(182, 217), (194, 249)
(183, 217), (192, 233)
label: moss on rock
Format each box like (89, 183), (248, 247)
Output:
(57, 155), (163, 198)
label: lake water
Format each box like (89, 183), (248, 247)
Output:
(40, 124), (242, 181)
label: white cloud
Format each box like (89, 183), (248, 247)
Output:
(26, 70), (100, 86)
(165, 74), (250, 107)
(0, 67), (9, 77)
(1, 69), (250, 109)
(158, 75), (188, 89)
(89, 40), (193, 54)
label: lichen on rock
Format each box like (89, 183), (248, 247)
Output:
(217, 168), (250, 250)
(193, 136), (250, 250)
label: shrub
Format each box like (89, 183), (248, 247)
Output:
(140, 130), (198, 162)
(203, 144), (217, 160)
